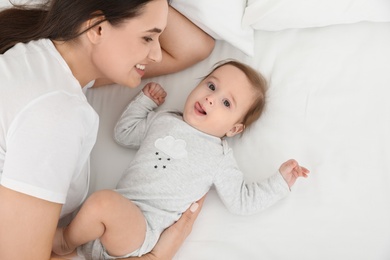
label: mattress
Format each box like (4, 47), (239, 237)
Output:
(86, 20), (390, 259)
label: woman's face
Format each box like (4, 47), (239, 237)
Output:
(92, 0), (168, 87)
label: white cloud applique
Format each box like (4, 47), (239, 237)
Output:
(154, 136), (188, 159)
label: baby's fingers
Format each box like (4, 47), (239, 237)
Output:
(148, 82), (161, 93)
(280, 159), (297, 173)
(301, 166), (310, 174)
(297, 166), (310, 178)
(151, 85), (166, 97)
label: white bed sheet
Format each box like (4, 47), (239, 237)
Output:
(86, 21), (390, 260)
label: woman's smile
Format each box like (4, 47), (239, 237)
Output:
(135, 63), (146, 77)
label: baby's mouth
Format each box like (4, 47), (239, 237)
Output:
(195, 102), (206, 115)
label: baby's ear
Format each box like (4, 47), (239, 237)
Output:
(226, 123), (245, 137)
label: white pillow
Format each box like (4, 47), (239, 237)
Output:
(0, 0), (255, 56)
(0, 0), (50, 9)
(0, 0), (11, 8)
(243, 0), (390, 31)
(170, 0), (254, 56)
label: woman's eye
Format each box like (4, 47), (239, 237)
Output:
(143, 37), (153, 43)
(223, 99), (231, 108)
(208, 83), (215, 91)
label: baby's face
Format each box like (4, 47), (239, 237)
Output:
(183, 65), (254, 138)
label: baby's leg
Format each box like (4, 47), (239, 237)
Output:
(53, 189), (146, 257)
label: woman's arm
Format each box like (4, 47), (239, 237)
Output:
(143, 6), (215, 78)
(0, 186), (62, 260)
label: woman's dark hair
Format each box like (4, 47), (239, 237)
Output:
(0, 0), (159, 54)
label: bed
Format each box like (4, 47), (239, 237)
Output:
(87, 0), (390, 260)
(86, 1), (390, 259)
(3, 0), (389, 259)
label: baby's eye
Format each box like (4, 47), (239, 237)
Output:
(207, 82), (215, 91)
(223, 99), (231, 108)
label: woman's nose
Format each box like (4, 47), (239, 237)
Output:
(148, 41), (163, 63)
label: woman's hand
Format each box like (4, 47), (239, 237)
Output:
(137, 196), (206, 260)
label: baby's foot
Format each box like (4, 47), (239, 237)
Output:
(52, 227), (74, 256)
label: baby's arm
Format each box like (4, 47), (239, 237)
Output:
(279, 159), (310, 188)
(114, 83), (164, 148)
(213, 155), (309, 215)
(142, 82), (167, 106)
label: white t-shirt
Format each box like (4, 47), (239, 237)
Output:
(0, 39), (99, 219)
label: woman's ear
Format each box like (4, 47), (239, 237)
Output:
(226, 123), (245, 137)
(85, 14), (106, 44)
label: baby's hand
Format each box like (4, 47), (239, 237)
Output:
(143, 82), (167, 106)
(279, 159), (310, 188)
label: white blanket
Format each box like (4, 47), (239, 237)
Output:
(87, 21), (390, 259)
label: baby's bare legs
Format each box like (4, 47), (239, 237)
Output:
(53, 190), (146, 257)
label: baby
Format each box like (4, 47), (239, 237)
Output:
(53, 60), (309, 259)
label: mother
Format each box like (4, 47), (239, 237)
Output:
(0, 0), (213, 259)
